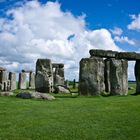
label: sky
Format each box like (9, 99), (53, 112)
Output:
(0, 0), (140, 80)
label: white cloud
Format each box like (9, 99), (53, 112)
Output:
(110, 27), (123, 36)
(114, 36), (136, 46)
(0, 0), (122, 80)
(128, 14), (140, 31)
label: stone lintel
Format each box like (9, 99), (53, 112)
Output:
(90, 49), (140, 61)
(116, 52), (140, 60)
(89, 49), (117, 58)
(52, 63), (64, 68)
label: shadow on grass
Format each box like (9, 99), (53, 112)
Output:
(131, 92), (140, 96)
(53, 93), (79, 99)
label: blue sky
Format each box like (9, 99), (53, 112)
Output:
(0, 0), (140, 80)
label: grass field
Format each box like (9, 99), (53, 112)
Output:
(0, 83), (140, 140)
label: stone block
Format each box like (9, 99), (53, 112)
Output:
(79, 57), (105, 95)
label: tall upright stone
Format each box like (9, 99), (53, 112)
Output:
(29, 72), (35, 89)
(9, 72), (17, 90)
(0, 70), (10, 91)
(79, 57), (105, 95)
(105, 58), (128, 95)
(18, 72), (26, 89)
(53, 63), (65, 86)
(135, 60), (140, 94)
(73, 79), (76, 89)
(35, 59), (53, 93)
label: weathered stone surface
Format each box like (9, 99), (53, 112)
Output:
(16, 92), (32, 99)
(53, 63), (65, 86)
(35, 59), (53, 93)
(54, 85), (70, 93)
(16, 91), (55, 100)
(135, 60), (140, 94)
(29, 72), (35, 89)
(31, 92), (55, 100)
(0, 71), (10, 91)
(90, 49), (140, 60)
(90, 49), (117, 58)
(9, 72), (16, 90)
(18, 72), (26, 89)
(116, 52), (140, 60)
(0, 92), (13, 96)
(79, 57), (105, 95)
(105, 58), (128, 95)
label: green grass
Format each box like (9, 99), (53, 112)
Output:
(0, 83), (140, 140)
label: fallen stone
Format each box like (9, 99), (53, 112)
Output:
(0, 92), (14, 96)
(54, 85), (70, 93)
(16, 91), (55, 100)
(16, 92), (32, 99)
(31, 92), (55, 100)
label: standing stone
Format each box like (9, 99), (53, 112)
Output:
(135, 60), (140, 94)
(9, 72), (17, 90)
(73, 79), (76, 89)
(0, 71), (10, 91)
(105, 58), (128, 95)
(29, 72), (35, 89)
(35, 59), (53, 93)
(79, 57), (105, 95)
(53, 64), (65, 86)
(18, 72), (26, 89)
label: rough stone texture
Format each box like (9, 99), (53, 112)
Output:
(29, 72), (35, 89)
(90, 49), (140, 61)
(31, 92), (55, 100)
(16, 92), (32, 99)
(54, 85), (70, 93)
(18, 72), (26, 89)
(0, 92), (13, 96)
(135, 60), (140, 94)
(53, 63), (65, 86)
(0, 71), (10, 91)
(16, 92), (55, 100)
(105, 58), (128, 95)
(79, 57), (105, 95)
(35, 59), (53, 93)
(116, 52), (140, 60)
(90, 49), (117, 58)
(9, 72), (17, 90)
